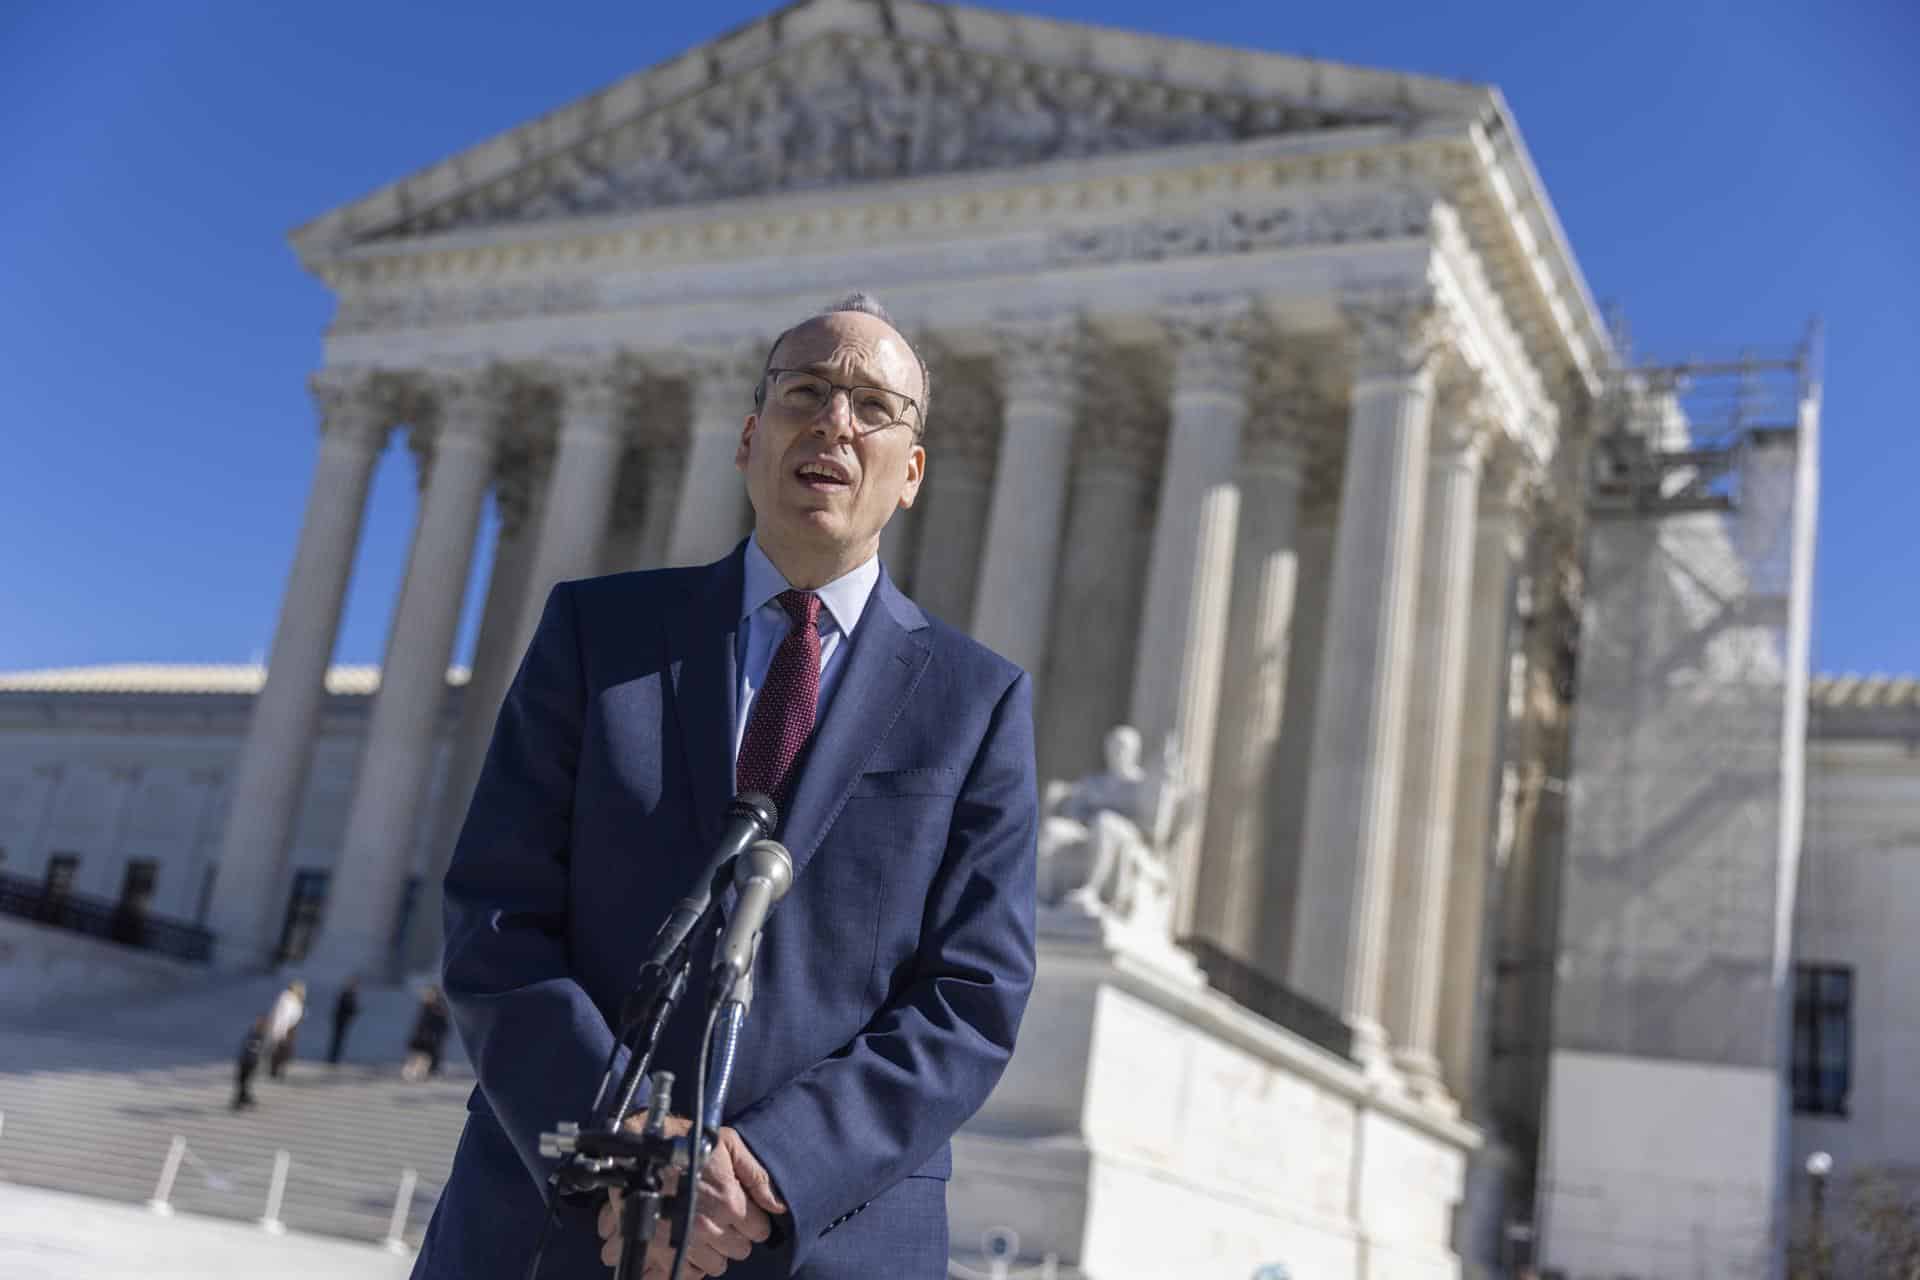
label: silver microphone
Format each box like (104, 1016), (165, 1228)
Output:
(713, 839), (794, 990)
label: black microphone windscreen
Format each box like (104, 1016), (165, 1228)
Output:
(729, 791), (779, 835)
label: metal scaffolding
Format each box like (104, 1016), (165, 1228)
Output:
(1588, 318), (1822, 517)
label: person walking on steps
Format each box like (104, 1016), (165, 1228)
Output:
(329, 975), (361, 1065)
(265, 978), (305, 1079)
(231, 1016), (265, 1110)
(403, 985), (450, 1081)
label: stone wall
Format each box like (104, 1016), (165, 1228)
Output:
(953, 930), (1476, 1279)
(0, 685), (456, 951)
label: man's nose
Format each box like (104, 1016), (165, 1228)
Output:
(808, 389), (857, 440)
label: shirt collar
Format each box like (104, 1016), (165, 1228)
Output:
(740, 533), (881, 640)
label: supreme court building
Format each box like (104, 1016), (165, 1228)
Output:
(1, 3), (1859, 1276)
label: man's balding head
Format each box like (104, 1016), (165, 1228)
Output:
(755, 293), (930, 437)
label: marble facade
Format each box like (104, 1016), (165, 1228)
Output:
(5, 3), (1638, 1274)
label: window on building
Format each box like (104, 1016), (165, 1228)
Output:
(39, 852), (80, 924)
(111, 859), (158, 944)
(275, 869), (330, 965)
(1793, 964), (1853, 1117)
(43, 853), (79, 898)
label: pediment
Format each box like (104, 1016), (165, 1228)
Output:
(293, 0), (1488, 257)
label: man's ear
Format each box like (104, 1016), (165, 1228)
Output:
(735, 414), (758, 471)
(898, 443), (927, 510)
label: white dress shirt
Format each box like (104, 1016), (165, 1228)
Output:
(732, 534), (882, 770)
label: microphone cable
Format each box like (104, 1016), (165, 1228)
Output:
(669, 994), (728, 1280)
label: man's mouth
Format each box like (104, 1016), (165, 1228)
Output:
(794, 459), (852, 489)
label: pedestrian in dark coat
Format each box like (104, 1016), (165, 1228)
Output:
(328, 976), (361, 1065)
(402, 985), (450, 1081)
(232, 1017), (265, 1110)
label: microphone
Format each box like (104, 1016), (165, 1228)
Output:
(640, 793), (778, 972)
(713, 839), (794, 992)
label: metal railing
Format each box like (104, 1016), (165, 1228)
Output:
(1180, 937), (1355, 1062)
(137, 1128), (421, 1252)
(0, 869), (213, 963)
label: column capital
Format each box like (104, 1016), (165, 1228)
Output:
(426, 362), (512, 445)
(544, 351), (638, 428)
(1480, 438), (1546, 521)
(1161, 293), (1257, 397)
(676, 340), (767, 428)
(1340, 282), (1451, 385)
(992, 307), (1084, 411)
(308, 366), (392, 451)
(1431, 371), (1500, 465)
(923, 354), (1003, 466)
(1247, 349), (1333, 475)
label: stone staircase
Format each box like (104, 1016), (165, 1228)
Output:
(0, 978), (479, 1247)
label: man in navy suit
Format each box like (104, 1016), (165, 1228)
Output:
(412, 295), (1039, 1278)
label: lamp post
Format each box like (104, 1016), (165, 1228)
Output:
(1806, 1150), (1833, 1280)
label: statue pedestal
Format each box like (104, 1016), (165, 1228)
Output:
(949, 916), (1479, 1279)
(1031, 901), (1206, 986)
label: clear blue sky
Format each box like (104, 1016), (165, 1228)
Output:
(2, 0), (1914, 675)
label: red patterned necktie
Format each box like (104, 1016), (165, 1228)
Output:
(736, 590), (823, 803)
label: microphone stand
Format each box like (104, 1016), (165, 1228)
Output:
(530, 907), (718, 1280)
(525, 800), (780, 1280)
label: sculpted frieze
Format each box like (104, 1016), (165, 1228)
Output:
(332, 278), (598, 337)
(380, 37), (1396, 239)
(1049, 186), (1433, 268)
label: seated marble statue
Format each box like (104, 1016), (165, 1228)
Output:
(1038, 726), (1190, 935)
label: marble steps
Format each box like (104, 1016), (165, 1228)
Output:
(0, 1028), (469, 1245)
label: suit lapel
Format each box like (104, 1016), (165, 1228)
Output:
(779, 566), (931, 879)
(668, 545), (746, 850)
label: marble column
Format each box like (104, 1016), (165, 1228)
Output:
(1193, 364), (1318, 962)
(402, 444), (547, 975)
(910, 363), (1000, 627)
(1258, 515), (1336, 985)
(664, 344), (761, 568)
(1128, 296), (1255, 935)
(1289, 286), (1447, 1069)
(1383, 383), (1494, 1104)
(972, 311), (1083, 676)
(1437, 445), (1533, 1110)
(1037, 348), (1162, 784)
(305, 368), (502, 979)
(209, 369), (389, 969)
(513, 356), (632, 656)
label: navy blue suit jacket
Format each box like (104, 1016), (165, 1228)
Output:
(412, 544), (1039, 1278)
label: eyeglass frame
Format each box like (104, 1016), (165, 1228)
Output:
(754, 367), (924, 439)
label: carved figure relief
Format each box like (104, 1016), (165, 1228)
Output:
(382, 37), (1398, 238)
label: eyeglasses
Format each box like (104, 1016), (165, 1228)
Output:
(759, 369), (921, 437)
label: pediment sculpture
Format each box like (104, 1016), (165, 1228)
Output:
(1037, 725), (1194, 939)
(381, 40), (1396, 239)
